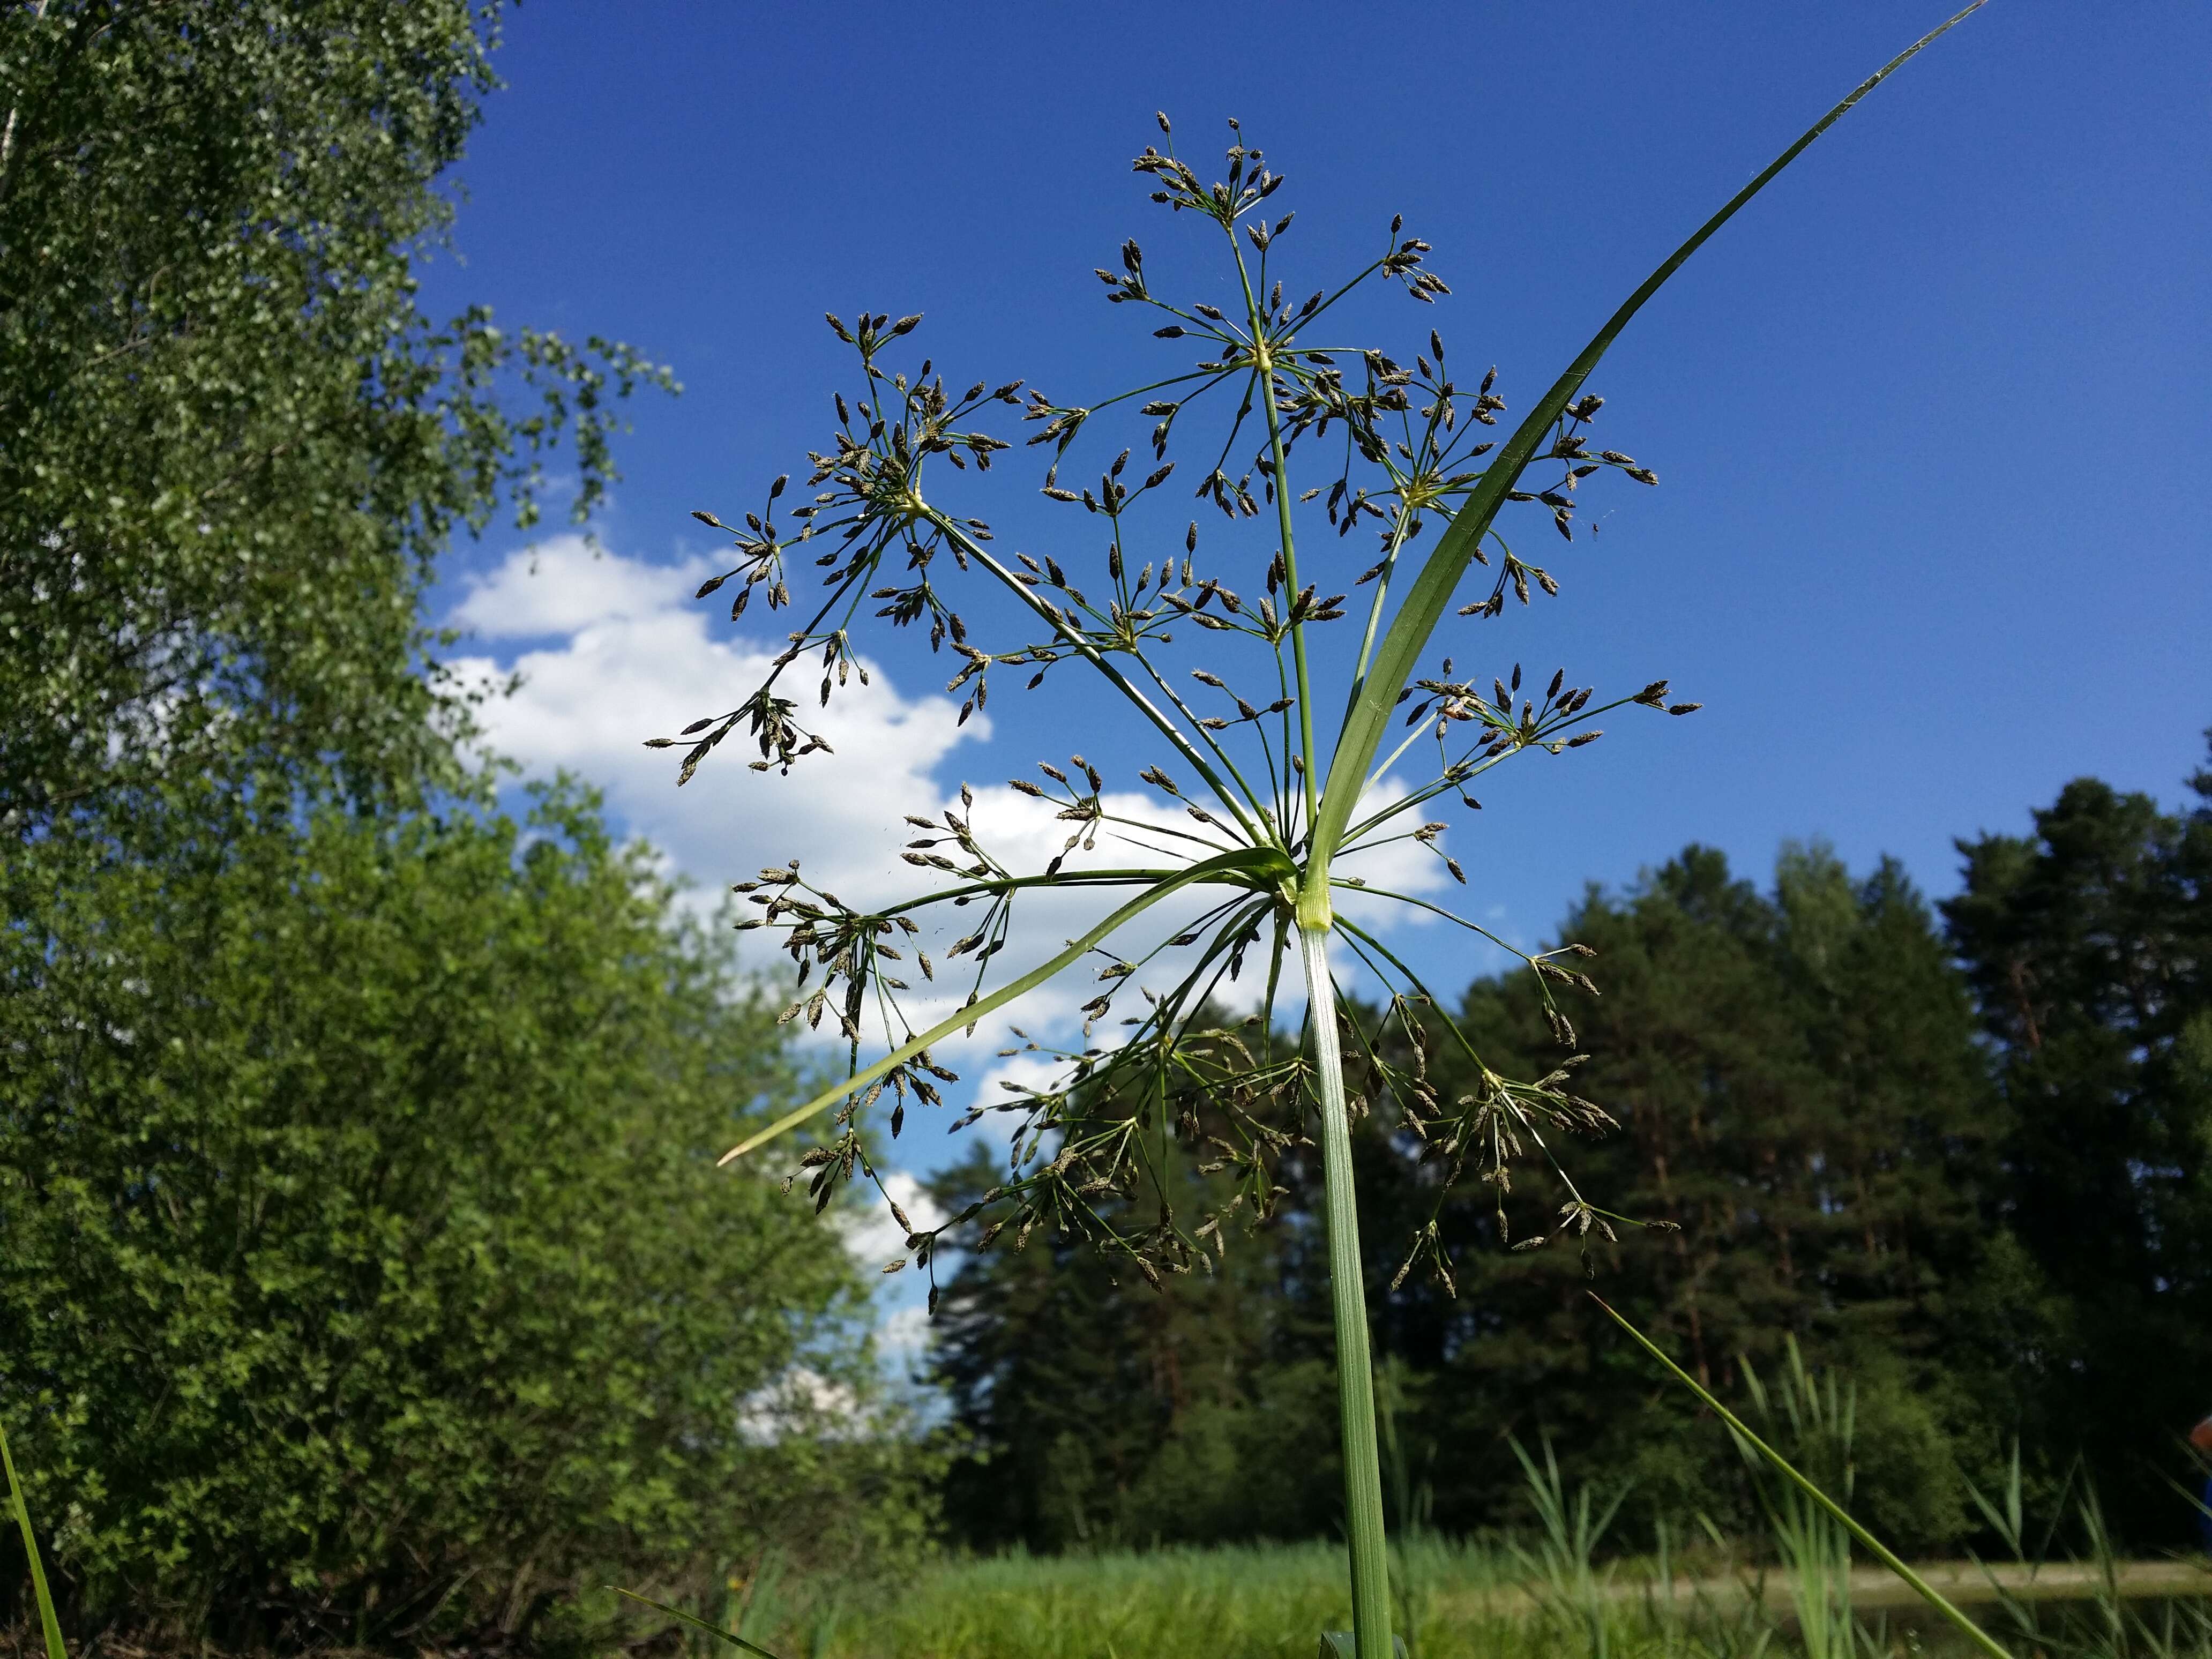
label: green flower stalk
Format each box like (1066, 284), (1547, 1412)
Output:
(647, 12), (1983, 1656)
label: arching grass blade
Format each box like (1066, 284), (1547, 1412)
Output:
(1593, 1294), (2013, 1659)
(0, 1417), (68, 1659)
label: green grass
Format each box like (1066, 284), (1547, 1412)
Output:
(692, 1373), (2211, 1659)
(730, 1538), (1506, 1659)
(712, 1538), (2212, 1659)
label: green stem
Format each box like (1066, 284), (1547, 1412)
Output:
(1346, 511), (1413, 713)
(1232, 240), (1321, 847)
(1260, 350), (1320, 839)
(1299, 923), (1392, 1659)
(936, 518), (1271, 845)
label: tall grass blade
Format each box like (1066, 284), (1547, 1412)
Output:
(0, 1416), (67, 1659)
(1509, 1435), (1627, 1659)
(1966, 1444), (2053, 1651)
(612, 1586), (787, 1659)
(1305, 0), (1990, 894)
(1741, 1344), (1858, 1659)
(1592, 1295), (2014, 1659)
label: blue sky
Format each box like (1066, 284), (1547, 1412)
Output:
(423, 1), (2209, 1275)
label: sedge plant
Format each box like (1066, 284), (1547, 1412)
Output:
(649, 11), (1985, 1658)
(1509, 1436), (1630, 1659)
(1738, 1342), (1864, 1659)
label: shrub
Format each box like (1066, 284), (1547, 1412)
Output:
(0, 784), (929, 1647)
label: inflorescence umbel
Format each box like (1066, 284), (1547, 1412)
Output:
(651, 117), (1707, 1312)
(642, 14), (1992, 1650)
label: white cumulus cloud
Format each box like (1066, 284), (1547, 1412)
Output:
(449, 535), (981, 929)
(841, 1170), (947, 1267)
(445, 535), (1467, 1094)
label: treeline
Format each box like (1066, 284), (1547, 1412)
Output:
(2, 4), (928, 1649)
(928, 748), (2212, 1556)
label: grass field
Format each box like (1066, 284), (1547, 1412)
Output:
(710, 1539), (2212, 1659)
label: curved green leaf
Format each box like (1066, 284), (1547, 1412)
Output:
(1, 1416), (67, 1659)
(1305, 1), (1989, 899)
(1594, 1295), (2013, 1659)
(722, 845), (1295, 1162)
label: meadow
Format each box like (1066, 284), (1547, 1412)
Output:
(709, 1438), (2212, 1659)
(712, 1538), (2212, 1659)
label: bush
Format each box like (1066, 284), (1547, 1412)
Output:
(0, 782), (930, 1648)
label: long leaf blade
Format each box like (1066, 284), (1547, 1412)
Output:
(1307, 2), (1989, 883)
(0, 1415), (68, 1659)
(1592, 1295), (2013, 1659)
(721, 845), (1292, 1162)
(611, 1587), (786, 1659)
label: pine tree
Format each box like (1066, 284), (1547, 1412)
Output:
(923, 841), (2014, 1554)
(1942, 732), (2212, 1538)
(926, 1143), (1336, 1549)
(1351, 843), (2001, 1550)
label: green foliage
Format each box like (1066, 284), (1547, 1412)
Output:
(776, 1539), (1520, 1659)
(926, 1142), (1339, 1551)
(1509, 1436), (1627, 1659)
(0, 0), (672, 830)
(926, 732), (2212, 1556)
(0, 783), (925, 1647)
(674, 1519), (2212, 1659)
(0, 5), (945, 1647)
(1603, 1309), (2011, 1659)
(1942, 731), (2212, 1540)
(1360, 841), (2004, 1554)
